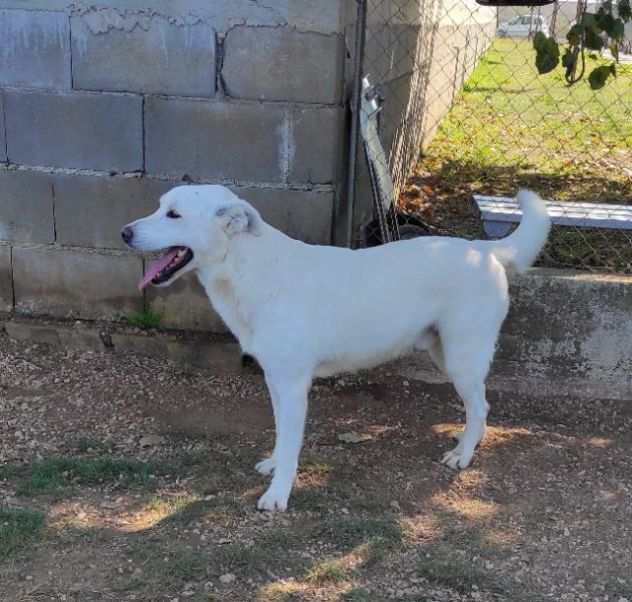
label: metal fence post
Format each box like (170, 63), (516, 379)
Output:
(345, 0), (368, 249)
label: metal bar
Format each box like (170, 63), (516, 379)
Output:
(344, 0), (368, 249)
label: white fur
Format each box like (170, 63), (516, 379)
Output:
(124, 186), (551, 512)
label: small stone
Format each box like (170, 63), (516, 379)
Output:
(140, 434), (164, 447)
(219, 573), (236, 584)
(390, 500), (401, 511)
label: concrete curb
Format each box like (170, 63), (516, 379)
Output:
(1, 316), (246, 375)
(3, 267), (632, 401)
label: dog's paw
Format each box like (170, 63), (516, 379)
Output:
(255, 456), (276, 476)
(257, 486), (289, 512)
(441, 447), (473, 470)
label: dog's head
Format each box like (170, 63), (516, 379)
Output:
(122, 185), (261, 289)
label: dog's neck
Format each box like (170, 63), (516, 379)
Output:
(196, 223), (297, 350)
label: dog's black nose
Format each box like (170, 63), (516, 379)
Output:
(121, 227), (134, 244)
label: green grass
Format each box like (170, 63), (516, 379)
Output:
(305, 558), (350, 584)
(415, 544), (514, 598)
(313, 516), (403, 551)
(121, 541), (209, 590)
(423, 39), (632, 189)
(2, 457), (156, 496)
(118, 530), (306, 596)
(0, 508), (45, 560)
(342, 589), (374, 602)
(124, 310), (162, 330)
(72, 437), (116, 454)
(417, 552), (485, 594)
(410, 38), (632, 272)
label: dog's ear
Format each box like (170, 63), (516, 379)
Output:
(216, 205), (261, 237)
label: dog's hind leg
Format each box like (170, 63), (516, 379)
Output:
(415, 327), (446, 374)
(257, 373), (311, 512)
(439, 334), (495, 470)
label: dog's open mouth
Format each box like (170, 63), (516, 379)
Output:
(139, 246), (193, 290)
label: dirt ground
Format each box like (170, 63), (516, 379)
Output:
(1, 330), (632, 602)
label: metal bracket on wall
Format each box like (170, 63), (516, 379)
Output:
(360, 76), (400, 244)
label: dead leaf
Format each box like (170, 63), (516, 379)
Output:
(338, 431), (373, 444)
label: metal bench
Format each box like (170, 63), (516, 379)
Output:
(473, 194), (632, 238)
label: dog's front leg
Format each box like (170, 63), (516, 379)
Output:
(255, 377), (280, 476)
(257, 376), (310, 512)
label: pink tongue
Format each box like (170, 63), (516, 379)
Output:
(139, 248), (180, 290)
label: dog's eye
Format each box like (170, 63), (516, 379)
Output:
(166, 210), (181, 219)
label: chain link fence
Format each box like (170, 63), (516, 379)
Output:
(349, 0), (632, 273)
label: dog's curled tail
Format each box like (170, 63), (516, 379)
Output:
(485, 189), (551, 274)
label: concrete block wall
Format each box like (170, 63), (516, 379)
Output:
(0, 1), (346, 330)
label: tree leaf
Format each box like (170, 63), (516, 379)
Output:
(588, 64), (614, 89)
(585, 27), (605, 50)
(533, 31), (548, 52)
(610, 18), (625, 40)
(596, 9), (615, 32)
(534, 35), (560, 74)
(618, 0), (632, 21)
(567, 23), (584, 46)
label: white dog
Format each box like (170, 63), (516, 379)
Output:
(122, 185), (550, 512)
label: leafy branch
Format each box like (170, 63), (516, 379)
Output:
(533, 0), (631, 88)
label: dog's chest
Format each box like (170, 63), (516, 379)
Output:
(203, 277), (253, 345)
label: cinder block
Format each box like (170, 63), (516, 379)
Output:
(145, 98), (285, 182)
(0, 9), (71, 89)
(0, 244), (12, 312)
(13, 246), (143, 319)
(289, 1), (345, 34)
(290, 107), (344, 184)
(232, 186), (333, 244)
(4, 91), (142, 171)
(54, 174), (172, 249)
(222, 27), (344, 104)
(146, 273), (228, 332)
(0, 93), (6, 162)
(364, 23), (419, 84)
(0, 169), (54, 243)
(71, 16), (216, 96)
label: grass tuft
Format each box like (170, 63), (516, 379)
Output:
(2, 457), (156, 496)
(0, 508), (45, 560)
(416, 545), (504, 595)
(124, 310), (162, 330)
(305, 558), (350, 584)
(314, 516), (403, 551)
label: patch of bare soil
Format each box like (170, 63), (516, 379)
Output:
(1, 331), (632, 601)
